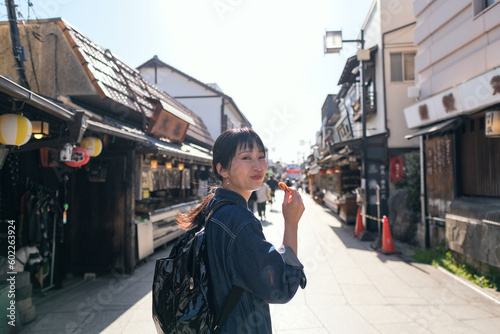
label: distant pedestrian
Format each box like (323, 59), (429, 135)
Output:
(266, 175), (279, 204)
(256, 182), (271, 220)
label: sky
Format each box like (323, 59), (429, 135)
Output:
(1, 0), (373, 164)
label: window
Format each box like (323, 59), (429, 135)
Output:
(473, 0), (499, 15)
(486, 0), (499, 7)
(390, 52), (415, 82)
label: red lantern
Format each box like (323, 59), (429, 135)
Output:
(64, 147), (90, 167)
(320, 169), (326, 175)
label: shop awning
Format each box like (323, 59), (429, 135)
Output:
(307, 164), (321, 175)
(318, 147), (352, 165)
(87, 118), (212, 164)
(405, 119), (460, 140)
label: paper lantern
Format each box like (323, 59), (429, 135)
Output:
(81, 136), (102, 157)
(0, 114), (32, 147)
(64, 147), (90, 167)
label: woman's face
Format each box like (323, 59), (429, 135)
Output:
(217, 142), (267, 201)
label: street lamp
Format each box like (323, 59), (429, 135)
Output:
(324, 29), (370, 224)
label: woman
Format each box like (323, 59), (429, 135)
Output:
(177, 127), (306, 333)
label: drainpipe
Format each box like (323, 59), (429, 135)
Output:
(420, 136), (429, 248)
(381, 21), (419, 240)
(220, 97), (225, 133)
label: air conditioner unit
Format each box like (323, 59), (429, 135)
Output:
(407, 86), (420, 98)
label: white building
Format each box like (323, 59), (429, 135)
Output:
(404, 0), (500, 271)
(138, 56), (252, 141)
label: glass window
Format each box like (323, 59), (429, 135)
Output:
(486, 0), (499, 7)
(390, 53), (402, 82)
(390, 52), (415, 82)
(404, 53), (416, 81)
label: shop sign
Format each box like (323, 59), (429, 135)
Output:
(390, 157), (404, 182)
(336, 115), (353, 142)
(485, 110), (500, 137)
(147, 99), (194, 144)
(404, 67), (500, 129)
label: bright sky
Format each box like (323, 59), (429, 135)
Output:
(2, 0), (373, 164)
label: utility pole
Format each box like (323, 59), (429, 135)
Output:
(5, 0), (30, 89)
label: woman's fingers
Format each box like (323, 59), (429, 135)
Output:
(282, 189), (305, 225)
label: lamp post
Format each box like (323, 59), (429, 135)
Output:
(324, 29), (370, 223)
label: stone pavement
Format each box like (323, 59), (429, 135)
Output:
(18, 191), (500, 333)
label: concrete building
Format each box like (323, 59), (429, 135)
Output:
(404, 0), (500, 272)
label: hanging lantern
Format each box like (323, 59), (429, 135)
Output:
(165, 161), (172, 169)
(81, 136), (103, 157)
(31, 120), (50, 139)
(178, 163), (185, 171)
(64, 147), (90, 167)
(150, 159), (158, 168)
(0, 114), (32, 147)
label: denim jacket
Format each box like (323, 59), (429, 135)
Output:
(205, 188), (307, 333)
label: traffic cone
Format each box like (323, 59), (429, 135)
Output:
(380, 215), (400, 255)
(353, 207), (364, 237)
(354, 207), (374, 241)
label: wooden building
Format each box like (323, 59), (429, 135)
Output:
(0, 17), (217, 287)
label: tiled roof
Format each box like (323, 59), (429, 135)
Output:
(57, 19), (214, 147)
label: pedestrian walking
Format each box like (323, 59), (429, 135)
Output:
(255, 181), (271, 220)
(266, 175), (279, 209)
(176, 127), (306, 333)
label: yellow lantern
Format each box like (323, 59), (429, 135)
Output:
(0, 114), (32, 147)
(81, 136), (103, 157)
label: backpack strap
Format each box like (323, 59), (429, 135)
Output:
(204, 199), (244, 331)
(204, 199), (235, 226)
(213, 286), (244, 332)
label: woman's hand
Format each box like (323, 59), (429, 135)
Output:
(282, 189), (305, 227)
(282, 189), (305, 255)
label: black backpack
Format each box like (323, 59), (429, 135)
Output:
(152, 200), (243, 333)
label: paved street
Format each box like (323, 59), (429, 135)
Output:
(20, 191), (500, 333)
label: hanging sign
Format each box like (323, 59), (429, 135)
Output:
(485, 110), (500, 138)
(390, 157), (404, 182)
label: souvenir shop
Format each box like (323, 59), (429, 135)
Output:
(0, 78), (212, 297)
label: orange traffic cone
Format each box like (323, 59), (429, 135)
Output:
(353, 207), (364, 237)
(381, 215), (400, 255)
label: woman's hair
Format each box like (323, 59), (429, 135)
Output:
(176, 127), (265, 229)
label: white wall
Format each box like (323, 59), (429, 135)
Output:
(139, 67), (223, 140)
(413, 0), (500, 99)
(363, 0), (418, 148)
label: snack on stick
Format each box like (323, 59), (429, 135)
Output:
(278, 182), (290, 192)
